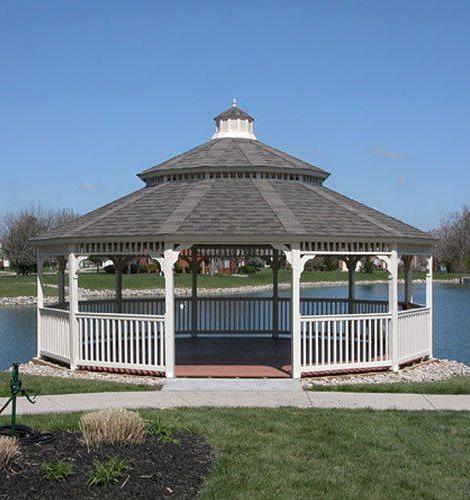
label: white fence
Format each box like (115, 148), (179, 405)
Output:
(300, 313), (392, 373)
(77, 312), (166, 372)
(38, 307), (71, 364)
(398, 307), (431, 363)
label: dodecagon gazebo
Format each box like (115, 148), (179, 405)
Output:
(34, 101), (435, 378)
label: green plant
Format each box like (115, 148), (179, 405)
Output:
(80, 408), (146, 448)
(146, 418), (180, 444)
(87, 456), (127, 486)
(239, 265), (258, 275)
(361, 258), (375, 273)
(41, 460), (74, 481)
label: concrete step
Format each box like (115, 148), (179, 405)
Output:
(161, 377), (303, 392)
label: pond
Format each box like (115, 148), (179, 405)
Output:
(0, 283), (468, 371)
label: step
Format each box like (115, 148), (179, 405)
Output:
(161, 378), (303, 392)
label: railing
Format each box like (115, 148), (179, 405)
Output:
(40, 297), (430, 375)
(38, 307), (71, 364)
(76, 312), (166, 372)
(299, 312), (392, 373)
(66, 296), (398, 337)
(398, 307), (431, 363)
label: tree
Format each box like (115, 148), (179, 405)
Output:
(432, 205), (470, 272)
(0, 206), (78, 275)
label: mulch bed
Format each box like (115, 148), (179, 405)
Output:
(0, 430), (213, 499)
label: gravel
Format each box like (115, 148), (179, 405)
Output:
(17, 359), (164, 388)
(303, 359), (470, 388)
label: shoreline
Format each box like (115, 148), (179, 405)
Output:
(0, 277), (462, 307)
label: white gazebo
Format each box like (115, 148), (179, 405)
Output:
(34, 102), (435, 378)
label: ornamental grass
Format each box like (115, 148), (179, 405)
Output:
(79, 408), (146, 448)
(0, 436), (20, 470)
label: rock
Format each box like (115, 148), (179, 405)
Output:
(303, 359), (470, 388)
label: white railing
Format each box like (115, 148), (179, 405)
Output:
(398, 307), (431, 363)
(72, 296), (396, 337)
(39, 307), (71, 364)
(300, 312), (392, 373)
(77, 312), (166, 372)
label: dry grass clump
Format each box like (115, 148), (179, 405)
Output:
(0, 436), (20, 470)
(79, 408), (145, 448)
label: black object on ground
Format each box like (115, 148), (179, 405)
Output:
(0, 424), (55, 444)
(0, 430), (212, 499)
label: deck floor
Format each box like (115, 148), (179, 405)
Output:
(175, 338), (291, 378)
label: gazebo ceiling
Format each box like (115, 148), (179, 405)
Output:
(35, 102), (434, 247)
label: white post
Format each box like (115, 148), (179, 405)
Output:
(389, 250), (399, 371)
(36, 255), (45, 359)
(426, 255), (433, 358)
(290, 244), (302, 379)
(158, 244), (179, 378)
(68, 252), (80, 370)
(57, 256), (66, 305)
(403, 255), (413, 308)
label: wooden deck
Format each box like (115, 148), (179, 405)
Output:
(175, 338), (291, 378)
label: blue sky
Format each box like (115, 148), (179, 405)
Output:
(1, 1), (468, 230)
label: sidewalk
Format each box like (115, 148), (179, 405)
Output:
(1, 387), (470, 415)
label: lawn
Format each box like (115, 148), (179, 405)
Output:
(0, 269), (462, 297)
(3, 407), (469, 498)
(309, 375), (470, 395)
(0, 372), (156, 397)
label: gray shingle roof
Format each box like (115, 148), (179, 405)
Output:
(36, 179), (432, 242)
(214, 105), (254, 122)
(137, 138), (329, 179)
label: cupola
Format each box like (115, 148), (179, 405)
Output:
(211, 99), (256, 140)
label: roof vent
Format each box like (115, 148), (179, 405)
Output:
(211, 99), (257, 140)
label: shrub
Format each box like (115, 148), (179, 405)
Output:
(0, 436), (20, 470)
(42, 460), (74, 481)
(239, 265), (258, 275)
(79, 408), (146, 448)
(361, 259), (375, 273)
(146, 418), (180, 444)
(87, 456), (127, 486)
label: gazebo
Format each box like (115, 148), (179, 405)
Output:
(34, 101), (435, 378)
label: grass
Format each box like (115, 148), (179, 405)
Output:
(86, 456), (127, 486)
(309, 375), (470, 395)
(3, 407), (470, 498)
(0, 372), (156, 397)
(0, 269), (463, 297)
(42, 460), (74, 481)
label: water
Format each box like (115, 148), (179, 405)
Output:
(0, 283), (468, 370)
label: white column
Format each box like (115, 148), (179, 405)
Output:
(57, 256), (66, 305)
(191, 247), (198, 338)
(272, 249), (280, 338)
(158, 244), (179, 378)
(426, 255), (433, 358)
(68, 252), (80, 370)
(389, 250), (399, 371)
(36, 255), (45, 359)
(290, 244), (302, 379)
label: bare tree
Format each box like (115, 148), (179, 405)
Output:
(432, 205), (470, 272)
(0, 205), (78, 275)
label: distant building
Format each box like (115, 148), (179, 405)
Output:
(0, 243), (10, 269)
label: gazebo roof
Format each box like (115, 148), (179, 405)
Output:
(137, 138), (330, 181)
(35, 103), (433, 247)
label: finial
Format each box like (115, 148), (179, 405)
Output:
(232, 98), (237, 107)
